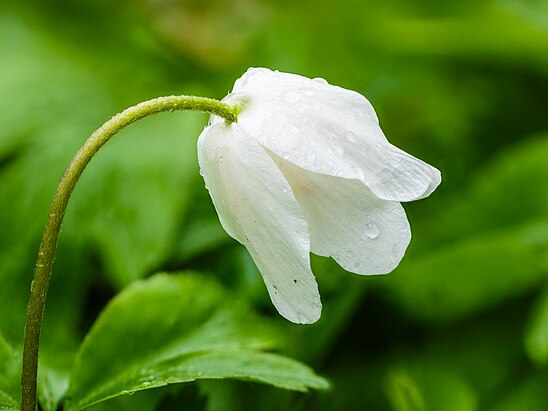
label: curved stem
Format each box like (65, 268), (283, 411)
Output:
(20, 95), (237, 411)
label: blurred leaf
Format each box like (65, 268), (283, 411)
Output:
(287, 255), (367, 364)
(365, 4), (548, 72)
(385, 366), (477, 411)
(0, 250), (29, 346)
(379, 135), (548, 322)
(484, 372), (548, 411)
(422, 136), (548, 247)
(381, 222), (548, 322)
(525, 284), (548, 366)
(66, 273), (328, 410)
(66, 112), (200, 288)
(424, 314), (524, 400)
(173, 184), (231, 264)
(198, 380), (240, 411)
(144, 0), (269, 68)
(177, 217), (229, 263)
(0, 11), (204, 292)
(0, 334), (20, 410)
(386, 369), (426, 411)
(37, 359), (72, 411)
(86, 389), (164, 411)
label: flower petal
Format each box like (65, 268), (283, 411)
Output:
(229, 68), (441, 202)
(271, 154), (411, 274)
(197, 122), (322, 324)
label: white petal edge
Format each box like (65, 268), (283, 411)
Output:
(227, 67), (441, 202)
(197, 121), (322, 324)
(271, 154), (412, 274)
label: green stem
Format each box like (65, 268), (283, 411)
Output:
(20, 95), (237, 411)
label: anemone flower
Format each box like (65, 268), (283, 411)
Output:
(197, 68), (441, 324)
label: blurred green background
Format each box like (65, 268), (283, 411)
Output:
(1, 0), (548, 410)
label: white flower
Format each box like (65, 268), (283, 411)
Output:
(197, 68), (441, 324)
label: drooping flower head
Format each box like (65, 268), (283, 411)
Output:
(198, 68), (441, 324)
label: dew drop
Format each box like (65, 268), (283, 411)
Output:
(313, 77), (328, 84)
(282, 152), (290, 159)
(281, 186), (289, 193)
(364, 222), (380, 239)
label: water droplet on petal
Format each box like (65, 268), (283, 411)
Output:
(281, 186), (289, 193)
(282, 152), (290, 159)
(364, 222), (380, 239)
(313, 77), (328, 84)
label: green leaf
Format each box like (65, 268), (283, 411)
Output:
(373, 137), (548, 324)
(66, 274), (328, 410)
(421, 136), (548, 248)
(198, 381), (240, 411)
(525, 285), (548, 366)
(484, 372), (548, 411)
(381, 222), (548, 322)
(385, 369), (426, 411)
(385, 367), (477, 411)
(0, 334), (20, 410)
(0, 13), (204, 291)
(37, 361), (71, 411)
(82, 389), (164, 411)
(176, 216), (230, 263)
(66, 113), (201, 288)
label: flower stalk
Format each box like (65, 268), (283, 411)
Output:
(20, 95), (237, 411)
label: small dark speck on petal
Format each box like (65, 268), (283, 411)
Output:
(293, 279), (297, 283)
